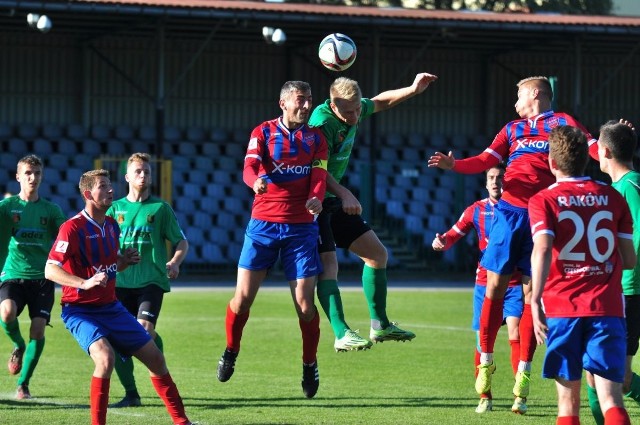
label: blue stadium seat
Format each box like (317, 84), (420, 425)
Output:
(138, 126), (156, 141)
(412, 187), (430, 203)
(429, 133), (447, 149)
(114, 124), (134, 141)
(186, 126), (205, 142)
(4, 181), (19, 194)
(200, 197), (219, 214)
(130, 141), (152, 155)
(17, 124), (37, 140)
(431, 200), (449, 216)
(379, 147), (399, 161)
(189, 170), (208, 185)
(185, 246), (201, 263)
(0, 153), (17, 170)
(385, 133), (403, 147)
(192, 211), (212, 229)
(201, 142), (221, 157)
(439, 174), (458, 190)
(172, 156), (190, 171)
(208, 227), (230, 245)
(222, 197), (243, 213)
(434, 187), (451, 202)
(408, 201), (427, 216)
(217, 158), (241, 173)
(47, 153), (69, 169)
(106, 139), (126, 156)
(41, 124), (62, 140)
(90, 125), (110, 141)
(225, 143), (245, 158)
(182, 183), (202, 199)
(44, 168), (63, 184)
(205, 183), (226, 199)
(8, 138), (28, 156)
(172, 171), (185, 187)
(407, 133), (425, 147)
(173, 196), (196, 214)
(194, 156), (213, 171)
(389, 187), (409, 201)
(57, 138), (78, 155)
(33, 138), (54, 155)
(385, 200), (405, 218)
(185, 226), (204, 247)
(226, 242), (243, 262)
(374, 186), (389, 202)
(427, 215), (447, 231)
(81, 139), (102, 156)
(232, 129), (247, 142)
(65, 168), (84, 185)
(202, 243), (226, 264)
(394, 175), (415, 189)
(405, 214), (425, 235)
(210, 128), (227, 143)
(71, 153), (94, 169)
(212, 170), (232, 185)
(56, 181), (77, 197)
(401, 147), (421, 161)
(39, 181), (52, 198)
(451, 134), (469, 149)
(164, 126), (181, 142)
(67, 124), (87, 140)
(0, 123), (12, 140)
(375, 161), (394, 175)
(178, 142), (197, 156)
(216, 211), (237, 230)
(49, 195), (72, 216)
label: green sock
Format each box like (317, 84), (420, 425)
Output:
(587, 384), (604, 425)
(18, 338), (45, 386)
(625, 372), (640, 404)
(0, 318), (26, 349)
(154, 333), (164, 353)
(317, 279), (349, 339)
(114, 355), (137, 394)
(362, 265), (389, 328)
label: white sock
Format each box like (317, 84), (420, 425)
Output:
(518, 361), (531, 372)
(480, 353), (493, 365)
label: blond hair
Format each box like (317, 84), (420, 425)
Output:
(330, 77), (362, 102)
(517, 76), (553, 101)
(79, 169), (110, 194)
(127, 152), (151, 166)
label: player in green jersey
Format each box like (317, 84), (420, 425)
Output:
(106, 152), (189, 408)
(586, 120), (640, 424)
(308, 73), (437, 351)
(0, 154), (66, 399)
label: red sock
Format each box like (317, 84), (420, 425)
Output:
(474, 349), (481, 378)
(556, 416), (580, 425)
(151, 373), (190, 425)
(604, 406), (630, 425)
(519, 303), (537, 362)
(90, 376), (110, 425)
(479, 297), (503, 353)
(509, 339), (520, 375)
(225, 304), (249, 351)
(299, 309), (320, 364)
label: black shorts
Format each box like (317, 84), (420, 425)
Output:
(318, 197), (371, 253)
(115, 284), (165, 326)
(625, 295), (640, 356)
(0, 279), (55, 324)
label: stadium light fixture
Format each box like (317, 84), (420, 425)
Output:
(262, 26), (286, 45)
(26, 13), (52, 33)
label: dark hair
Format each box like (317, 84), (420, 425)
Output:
(280, 81), (311, 100)
(598, 120), (638, 162)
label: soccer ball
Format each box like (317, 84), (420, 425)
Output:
(318, 33), (357, 72)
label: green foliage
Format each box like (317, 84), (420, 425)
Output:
(0, 288), (637, 424)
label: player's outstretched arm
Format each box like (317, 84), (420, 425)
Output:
(371, 72), (438, 112)
(326, 173), (361, 215)
(427, 151), (455, 170)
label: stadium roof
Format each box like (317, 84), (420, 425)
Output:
(1, 1), (639, 52)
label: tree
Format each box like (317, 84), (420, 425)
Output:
(302, 0), (613, 15)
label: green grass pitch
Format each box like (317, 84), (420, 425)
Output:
(0, 286), (638, 424)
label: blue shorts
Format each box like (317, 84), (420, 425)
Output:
(543, 316), (627, 382)
(238, 218), (322, 281)
(61, 301), (151, 357)
(472, 284), (523, 331)
(480, 200), (532, 276)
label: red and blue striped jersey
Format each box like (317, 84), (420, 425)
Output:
(529, 177), (632, 318)
(243, 117), (328, 223)
(444, 197), (521, 286)
(47, 210), (120, 305)
(453, 111), (596, 208)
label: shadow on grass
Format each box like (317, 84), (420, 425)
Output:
(179, 395), (558, 416)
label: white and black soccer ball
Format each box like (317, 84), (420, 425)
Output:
(318, 33), (357, 72)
